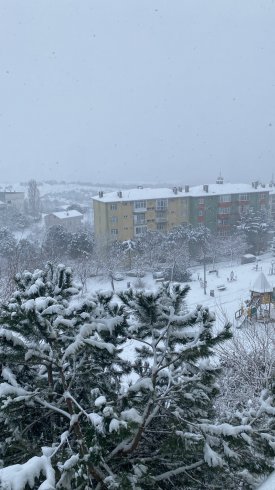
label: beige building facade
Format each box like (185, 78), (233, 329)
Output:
(93, 181), (270, 243)
(93, 187), (189, 242)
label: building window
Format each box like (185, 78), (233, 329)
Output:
(134, 200), (146, 210)
(156, 199), (168, 210)
(219, 195), (231, 202)
(239, 205), (249, 214)
(198, 198), (204, 205)
(123, 215), (128, 219)
(218, 207), (231, 214)
(110, 203), (117, 210)
(157, 223), (166, 231)
(260, 193), (266, 200)
(135, 225), (147, 235)
(110, 216), (118, 223)
(218, 230), (230, 237)
(111, 228), (118, 236)
(239, 194), (248, 201)
(123, 202), (128, 206)
(156, 211), (167, 219)
(134, 213), (146, 224)
(198, 210), (204, 216)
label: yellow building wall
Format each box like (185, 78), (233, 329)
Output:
(93, 195), (190, 243)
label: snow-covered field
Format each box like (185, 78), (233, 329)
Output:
(86, 252), (275, 331)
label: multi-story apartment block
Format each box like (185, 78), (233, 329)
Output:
(269, 186), (275, 220)
(0, 191), (25, 211)
(93, 187), (189, 242)
(92, 179), (270, 242)
(188, 180), (269, 236)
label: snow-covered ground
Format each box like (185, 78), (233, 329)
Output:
(86, 253), (275, 331)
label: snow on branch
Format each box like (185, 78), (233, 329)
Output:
(0, 455), (55, 490)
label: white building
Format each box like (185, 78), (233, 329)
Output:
(44, 210), (83, 232)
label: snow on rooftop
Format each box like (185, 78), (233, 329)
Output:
(93, 183), (269, 203)
(189, 182), (269, 197)
(251, 272), (273, 293)
(93, 188), (181, 202)
(50, 210), (83, 219)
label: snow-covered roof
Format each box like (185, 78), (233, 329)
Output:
(188, 183), (269, 197)
(93, 183), (269, 203)
(49, 210), (83, 219)
(251, 272), (273, 293)
(93, 188), (182, 203)
(0, 200), (6, 206)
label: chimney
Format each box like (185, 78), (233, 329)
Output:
(117, 191), (122, 198)
(172, 186), (178, 194)
(137, 185), (143, 189)
(178, 186), (183, 192)
(98, 191), (103, 198)
(203, 184), (209, 193)
(216, 175), (224, 184)
(184, 185), (189, 193)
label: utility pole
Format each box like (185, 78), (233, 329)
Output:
(203, 250), (207, 295)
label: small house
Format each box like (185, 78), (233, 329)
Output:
(44, 210), (83, 232)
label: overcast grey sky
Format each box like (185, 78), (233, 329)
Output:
(0, 0), (274, 185)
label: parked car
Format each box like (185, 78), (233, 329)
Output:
(241, 254), (257, 264)
(127, 270), (145, 278)
(152, 271), (164, 279)
(113, 273), (124, 281)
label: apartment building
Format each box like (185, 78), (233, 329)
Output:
(93, 180), (270, 242)
(188, 180), (269, 236)
(0, 191), (25, 211)
(93, 187), (189, 242)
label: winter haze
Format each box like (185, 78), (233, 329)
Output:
(0, 0), (274, 184)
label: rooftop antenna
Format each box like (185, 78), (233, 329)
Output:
(216, 170), (224, 185)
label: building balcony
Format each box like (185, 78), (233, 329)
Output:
(155, 206), (168, 212)
(134, 219), (146, 225)
(155, 217), (168, 223)
(133, 207), (147, 213)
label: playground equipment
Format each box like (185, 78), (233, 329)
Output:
(235, 272), (274, 327)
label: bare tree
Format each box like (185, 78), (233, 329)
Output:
(216, 323), (275, 417)
(73, 253), (94, 294)
(27, 179), (41, 218)
(219, 233), (248, 266)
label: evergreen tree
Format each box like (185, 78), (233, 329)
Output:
(2, 268), (273, 489)
(68, 231), (94, 259)
(0, 227), (16, 257)
(43, 225), (72, 260)
(0, 263), (129, 488)
(237, 208), (271, 255)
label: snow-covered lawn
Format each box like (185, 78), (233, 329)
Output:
(86, 253), (275, 331)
